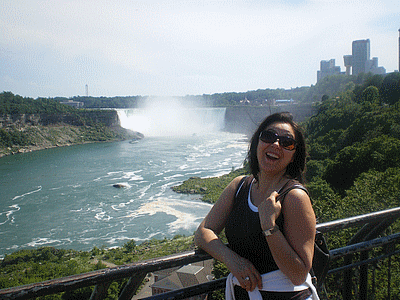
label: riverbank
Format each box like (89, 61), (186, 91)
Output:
(0, 124), (143, 158)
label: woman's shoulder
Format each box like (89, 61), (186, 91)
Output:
(233, 174), (253, 188)
(228, 175), (252, 198)
(278, 178), (309, 204)
(281, 180), (312, 212)
(281, 178), (307, 194)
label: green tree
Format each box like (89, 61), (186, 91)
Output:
(324, 136), (400, 193)
(380, 72), (400, 105)
(123, 239), (136, 252)
(360, 85), (380, 109)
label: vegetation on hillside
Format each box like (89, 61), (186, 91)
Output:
(0, 92), (140, 156)
(0, 236), (195, 299)
(0, 92), (78, 114)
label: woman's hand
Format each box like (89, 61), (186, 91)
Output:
(258, 191), (282, 231)
(226, 254), (262, 292)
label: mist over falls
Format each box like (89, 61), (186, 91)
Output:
(117, 105), (226, 137)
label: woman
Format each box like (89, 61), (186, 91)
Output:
(194, 112), (318, 299)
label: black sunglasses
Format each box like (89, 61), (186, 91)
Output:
(259, 130), (297, 151)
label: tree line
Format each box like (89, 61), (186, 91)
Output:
(52, 72), (400, 108)
(2, 72), (399, 109)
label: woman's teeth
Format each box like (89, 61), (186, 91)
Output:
(266, 152), (279, 159)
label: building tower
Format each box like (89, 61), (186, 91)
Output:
(85, 84), (88, 97)
(317, 59), (341, 81)
(352, 39), (370, 76)
(398, 29), (400, 72)
(343, 55), (352, 76)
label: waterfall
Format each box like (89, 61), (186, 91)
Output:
(116, 107), (226, 136)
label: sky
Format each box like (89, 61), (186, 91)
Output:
(1, 0), (399, 99)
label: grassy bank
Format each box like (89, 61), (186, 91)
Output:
(171, 168), (247, 203)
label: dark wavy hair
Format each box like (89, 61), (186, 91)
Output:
(246, 112), (306, 183)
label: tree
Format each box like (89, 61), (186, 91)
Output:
(123, 240), (136, 252)
(360, 86), (380, 109)
(380, 72), (400, 105)
(323, 136), (400, 193)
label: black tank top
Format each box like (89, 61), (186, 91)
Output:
(225, 176), (307, 274)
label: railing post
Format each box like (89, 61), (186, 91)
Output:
(343, 254), (353, 300)
(372, 263), (376, 297)
(387, 245), (393, 300)
(118, 271), (147, 300)
(90, 282), (111, 300)
(359, 251), (369, 300)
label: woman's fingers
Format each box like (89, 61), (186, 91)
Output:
(235, 262), (262, 291)
(227, 251), (262, 291)
(239, 271), (262, 291)
(258, 191), (282, 230)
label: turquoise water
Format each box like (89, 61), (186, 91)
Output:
(0, 130), (248, 258)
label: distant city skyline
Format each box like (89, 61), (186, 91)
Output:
(318, 38), (389, 82)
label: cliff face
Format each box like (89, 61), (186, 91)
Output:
(0, 110), (120, 128)
(0, 110), (143, 157)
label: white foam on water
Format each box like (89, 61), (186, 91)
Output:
(25, 237), (63, 247)
(0, 205), (20, 225)
(163, 174), (185, 181)
(94, 210), (112, 221)
(123, 197), (212, 234)
(12, 186), (42, 201)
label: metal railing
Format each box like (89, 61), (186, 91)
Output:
(1, 207), (400, 300)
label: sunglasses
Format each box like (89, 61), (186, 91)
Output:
(259, 130), (297, 151)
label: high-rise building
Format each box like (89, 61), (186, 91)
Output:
(398, 29), (400, 72)
(317, 59), (342, 81)
(343, 39), (385, 76)
(352, 39), (370, 75)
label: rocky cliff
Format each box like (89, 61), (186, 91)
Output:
(0, 110), (143, 157)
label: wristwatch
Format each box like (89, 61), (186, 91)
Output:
(263, 225), (280, 237)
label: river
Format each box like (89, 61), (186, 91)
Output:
(0, 108), (248, 258)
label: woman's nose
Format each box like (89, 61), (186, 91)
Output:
(272, 139), (280, 146)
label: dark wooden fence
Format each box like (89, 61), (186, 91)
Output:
(1, 207), (400, 300)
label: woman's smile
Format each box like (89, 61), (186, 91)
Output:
(257, 122), (296, 174)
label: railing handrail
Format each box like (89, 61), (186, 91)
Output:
(1, 207), (400, 300)
(316, 206), (400, 233)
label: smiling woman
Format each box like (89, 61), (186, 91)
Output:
(195, 112), (318, 300)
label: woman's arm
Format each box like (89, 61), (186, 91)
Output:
(258, 189), (316, 285)
(194, 176), (262, 291)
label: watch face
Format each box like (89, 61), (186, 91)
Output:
(263, 225), (279, 236)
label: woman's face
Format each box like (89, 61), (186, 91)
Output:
(256, 122), (296, 177)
